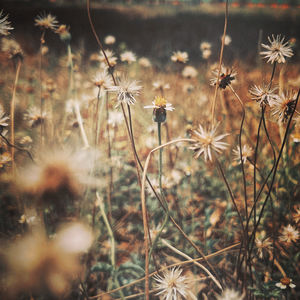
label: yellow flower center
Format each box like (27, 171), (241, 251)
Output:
(154, 96), (167, 107)
(280, 277), (291, 286)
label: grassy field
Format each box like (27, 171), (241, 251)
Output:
(0, 3), (300, 300)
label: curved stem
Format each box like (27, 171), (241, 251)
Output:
(211, 0), (229, 127)
(10, 58), (22, 174)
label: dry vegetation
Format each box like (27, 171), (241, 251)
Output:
(0, 3), (299, 300)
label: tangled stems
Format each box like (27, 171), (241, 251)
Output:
(10, 57), (22, 174)
(89, 243), (239, 299)
(248, 88), (300, 256)
(211, 0), (228, 126)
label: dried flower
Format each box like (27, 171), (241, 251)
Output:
(255, 236), (272, 259)
(120, 51), (136, 64)
(202, 49), (212, 60)
(138, 57), (151, 68)
(104, 35), (116, 45)
(144, 96), (174, 123)
(107, 76), (142, 107)
(260, 35), (293, 64)
(0, 109), (9, 128)
(200, 41), (211, 51)
(223, 35), (232, 46)
(276, 277), (296, 289)
(171, 51), (189, 63)
(0, 10), (13, 36)
(99, 49), (117, 67)
(210, 65), (236, 89)
(0, 152), (11, 168)
(153, 80), (170, 91)
(271, 90), (297, 122)
(292, 206), (300, 223)
(153, 267), (197, 300)
(182, 66), (198, 78)
(1, 37), (23, 60)
(35, 13), (59, 31)
(233, 144), (253, 164)
(216, 288), (244, 300)
(24, 106), (47, 128)
(249, 84), (278, 107)
(93, 69), (113, 90)
(55, 24), (71, 42)
(190, 123), (229, 162)
(279, 224), (299, 244)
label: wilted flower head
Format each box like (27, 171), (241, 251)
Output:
(0, 107), (9, 128)
(104, 35), (116, 45)
(153, 267), (197, 300)
(35, 12), (59, 31)
(0, 10), (13, 36)
(279, 224), (299, 244)
(233, 144), (253, 164)
(2, 223), (93, 297)
(144, 96), (174, 123)
(190, 123), (229, 162)
(17, 148), (100, 205)
(99, 49), (117, 67)
(120, 50), (136, 64)
(292, 206), (300, 223)
(260, 34), (293, 64)
(1, 37), (23, 60)
(255, 236), (272, 259)
(171, 51), (189, 63)
(210, 65), (236, 89)
(271, 90), (297, 122)
(200, 41), (211, 51)
(223, 35), (232, 46)
(55, 24), (71, 42)
(249, 84), (278, 107)
(0, 152), (11, 168)
(276, 277), (296, 289)
(138, 57), (151, 68)
(182, 66), (198, 78)
(24, 106), (47, 128)
(216, 288), (244, 300)
(153, 80), (170, 91)
(202, 48), (212, 60)
(92, 69), (113, 90)
(107, 76), (142, 107)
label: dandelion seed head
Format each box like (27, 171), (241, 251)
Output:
(0, 10), (13, 36)
(210, 65), (236, 89)
(107, 76), (142, 107)
(200, 41), (211, 51)
(233, 144), (253, 164)
(1, 37), (23, 60)
(171, 51), (189, 63)
(182, 66), (198, 78)
(35, 13), (59, 31)
(153, 267), (197, 300)
(216, 288), (244, 300)
(104, 35), (116, 45)
(249, 84), (278, 107)
(120, 51), (136, 64)
(279, 224), (299, 244)
(138, 57), (152, 68)
(190, 123), (229, 162)
(260, 34), (293, 64)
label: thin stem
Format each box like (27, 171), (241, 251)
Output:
(10, 58), (22, 174)
(97, 192), (124, 299)
(89, 243), (240, 299)
(211, 0), (229, 127)
(216, 159), (245, 234)
(39, 30), (46, 148)
(141, 138), (223, 295)
(161, 239), (223, 291)
(74, 101), (90, 148)
(106, 92), (113, 221)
